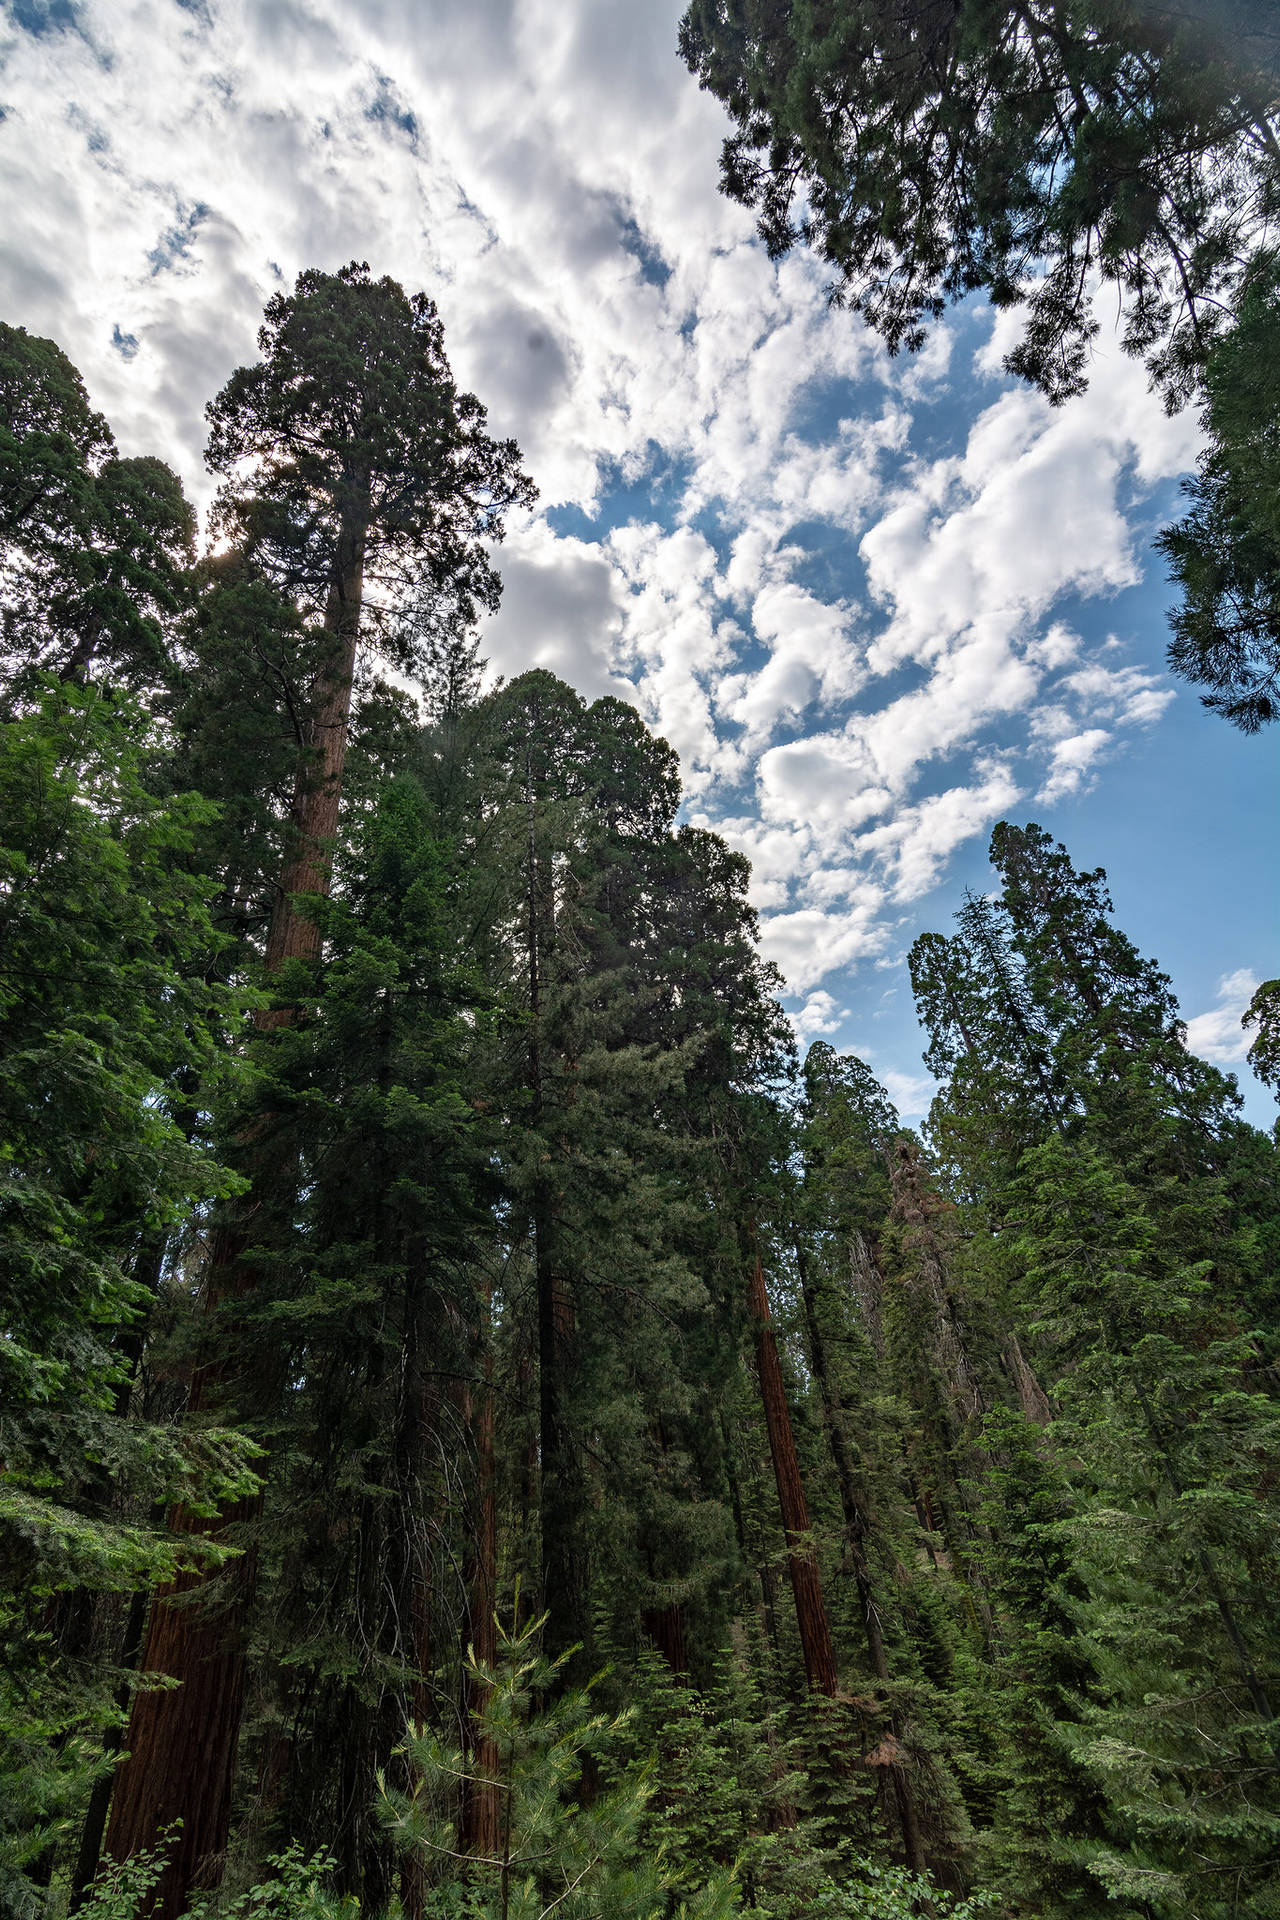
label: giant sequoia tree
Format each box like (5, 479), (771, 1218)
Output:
(102, 265), (534, 1917)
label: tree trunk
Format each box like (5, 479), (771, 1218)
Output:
(642, 1600), (688, 1676)
(794, 1240), (926, 1874)
(536, 1188), (583, 1668)
(261, 543), (366, 990)
(103, 534), (366, 1915)
(1004, 1331), (1052, 1426)
(745, 1244), (838, 1697)
(460, 1288), (501, 1861)
(101, 1218), (266, 1917)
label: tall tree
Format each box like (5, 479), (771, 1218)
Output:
(909, 820), (1280, 1915)
(0, 323), (194, 698)
(103, 263), (534, 1917)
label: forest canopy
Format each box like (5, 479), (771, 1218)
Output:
(1, 257), (1277, 1920)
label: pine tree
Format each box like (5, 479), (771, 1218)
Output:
(908, 820), (1280, 1915)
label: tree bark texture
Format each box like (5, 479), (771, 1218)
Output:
(102, 1218), (266, 1919)
(745, 1248), (839, 1698)
(261, 542), (366, 991)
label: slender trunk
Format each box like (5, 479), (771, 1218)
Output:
(69, 1584), (151, 1912)
(460, 1287), (500, 1860)
(745, 1244), (838, 1697)
(103, 529), (366, 1916)
(794, 1240), (926, 1874)
(719, 1410), (781, 1654)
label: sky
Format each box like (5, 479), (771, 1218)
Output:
(1, 0), (1274, 1124)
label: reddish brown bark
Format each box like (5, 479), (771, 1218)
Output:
(745, 1248), (838, 1698)
(102, 544), (366, 1916)
(101, 1220), (265, 1916)
(261, 551), (365, 990)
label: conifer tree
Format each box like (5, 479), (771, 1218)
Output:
(0, 323), (195, 698)
(104, 264), (534, 1918)
(909, 820), (1280, 1915)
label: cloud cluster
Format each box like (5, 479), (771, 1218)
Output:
(0, 0), (1220, 1098)
(1184, 970), (1260, 1067)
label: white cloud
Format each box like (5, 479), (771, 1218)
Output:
(480, 522), (632, 702)
(879, 1068), (938, 1124)
(854, 759), (1024, 904)
(1036, 727), (1112, 804)
(757, 901), (893, 995)
(0, 0), (1206, 1047)
(789, 989), (849, 1040)
(1184, 970), (1260, 1067)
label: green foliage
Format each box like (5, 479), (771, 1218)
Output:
(908, 820), (1280, 1916)
(3, 292), (1276, 1920)
(382, 1612), (738, 1920)
(1158, 254), (1280, 729)
(0, 681), (258, 1917)
(679, 0), (1280, 407)
(205, 261), (536, 641)
(0, 321), (193, 693)
(1245, 978), (1280, 1099)
(76, 1843), (355, 1920)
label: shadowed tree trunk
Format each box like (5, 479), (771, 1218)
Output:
(794, 1239), (926, 1873)
(460, 1284), (501, 1861)
(745, 1242), (838, 1698)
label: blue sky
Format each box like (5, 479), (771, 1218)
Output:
(1, 0), (1273, 1122)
